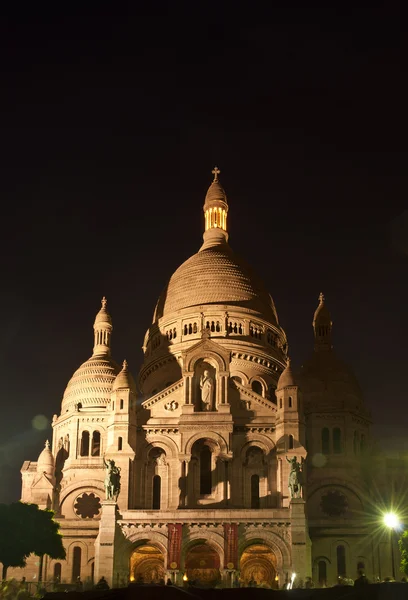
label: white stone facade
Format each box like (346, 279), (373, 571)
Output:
(5, 171), (397, 587)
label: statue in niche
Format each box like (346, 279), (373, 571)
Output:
(247, 448), (264, 467)
(200, 369), (215, 411)
(156, 453), (166, 466)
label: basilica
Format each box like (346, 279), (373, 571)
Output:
(8, 169), (396, 587)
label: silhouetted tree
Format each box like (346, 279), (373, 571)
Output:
(399, 530), (408, 576)
(0, 502), (65, 580)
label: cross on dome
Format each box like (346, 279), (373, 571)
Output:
(319, 292), (325, 304)
(212, 166), (220, 182)
(101, 296), (107, 309)
(122, 359), (128, 369)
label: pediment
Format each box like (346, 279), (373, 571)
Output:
(234, 381), (277, 415)
(182, 336), (230, 373)
(141, 379), (184, 415)
(32, 472), (54, 490)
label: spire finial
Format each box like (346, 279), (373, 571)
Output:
(45, 440), (50, 449)
(319, 292), (325, 304)
(212, 166), (220, 182)
(122, 359), (128, 369)
(101, 296), (107, 309)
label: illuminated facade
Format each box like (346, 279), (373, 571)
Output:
(6, 170), (399, 587)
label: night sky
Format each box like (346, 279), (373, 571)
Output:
(0, 2), (406, 503)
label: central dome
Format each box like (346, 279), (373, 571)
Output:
(153, 243), (278, 325)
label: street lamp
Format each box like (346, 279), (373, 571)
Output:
(383, 512), (400, 580)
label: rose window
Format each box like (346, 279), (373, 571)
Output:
(74, 492), (101, 519)
(320, 490), (348, 517)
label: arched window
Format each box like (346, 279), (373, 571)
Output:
(322, 428), (330, 454)
(333, 428), (342, 454)
(216, 321), (220, 332)
(288, 396), (293, 408)
(337, 545), (346, 577)
(360, 435), (366, 453)
(357, 560), (365, 571)
(353, 431), (359, 454)
(53, 562), (62, 582)
(288, 434), (294, 450)
(91, 431), (101, 456)
(90, 562), (95, 584)
(152, 475), (161, 509)
(80, 431), (90, 456)
(184, 324), (188, 335)
(118, 437), (123, 451)
(318, 560), (327, 587)
(72, 546), (81, 582)
(251, 380), (263, 395)
(193, 323), (197, 334)
(250, 474), (260, 508)
(279, 398), (283, 409)
(200, 446), (212, 495)
(120, 399), (124, 410)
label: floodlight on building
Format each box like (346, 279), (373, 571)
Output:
(383, 512), (400, 530)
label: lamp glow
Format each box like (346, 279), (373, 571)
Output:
(383, 512), (400, 529)
(183, 574), (188, 582)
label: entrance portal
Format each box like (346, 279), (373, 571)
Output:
(185, 543), (221, 587)
(240, 544), (277, 588)
(130, 544), (165, 583)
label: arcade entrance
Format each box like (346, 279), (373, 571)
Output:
(130, 544), (165, 583)
(240, 543), (277, 587)
(185, 542), (221, 587)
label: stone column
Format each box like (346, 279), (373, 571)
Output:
(94, 500), (117, 588)
(290, 498), (312, 582)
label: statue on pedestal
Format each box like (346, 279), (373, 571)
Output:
(286, 456), (304, 499)
(200, 370), (215, 411)
(103, 456), (121, 501)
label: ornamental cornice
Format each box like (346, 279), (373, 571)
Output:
(234, 382), (277, 413)
(140, 355), (179, 383)
(142, 380), (184, 408)
(231, 352), (281, 371)
(145, 428), (179, 435)
(119, 522), (168, 537)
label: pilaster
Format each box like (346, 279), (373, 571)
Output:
(290, 498), (312, 582)
(94, 500), (117, 587)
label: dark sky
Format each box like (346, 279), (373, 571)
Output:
(0, 1), (406, 503)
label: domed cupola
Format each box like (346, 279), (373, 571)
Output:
(277, 357), (296, 391)
(112, 360), (137, 394)
(201, 166), (229, 249)
(61, 298), (120, 413)
(37, 440), (54, 478)
(313, 292), (332, 352)
(300, 293), (368, 414)
(152, 168), (279, 324)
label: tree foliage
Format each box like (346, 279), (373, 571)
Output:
(0, 502), (65, 580)
(399, 530), (408, 576)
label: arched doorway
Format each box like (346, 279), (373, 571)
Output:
(129, 544), (165, 583)
(240, 544), (277, 588)
(185, 542), (221, 587)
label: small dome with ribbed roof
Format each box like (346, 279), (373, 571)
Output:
(61, 298), (120, 413)
(112, 360), (137, 393)
(277, 358), (296, 390)
(37, 440), (54, 477)
(94, 297), (112, 325)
